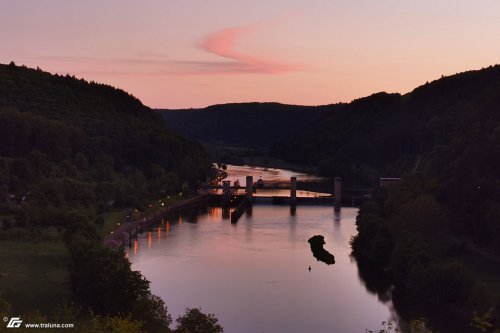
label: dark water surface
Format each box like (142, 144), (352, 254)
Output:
(128, 206), (397, 333)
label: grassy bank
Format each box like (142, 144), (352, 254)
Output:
(0, 236), (73, 314)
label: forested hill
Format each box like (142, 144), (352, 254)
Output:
(348, 65), (500, 331)
(159, 102), (331, 148)
(0, 62), (211, 212)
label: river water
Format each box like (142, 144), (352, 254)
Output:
(128, 166), (397, 333)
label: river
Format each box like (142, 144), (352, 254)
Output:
(128, 165), (397, 333)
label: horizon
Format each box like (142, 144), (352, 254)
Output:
(5, 60), (497, 111)
(2, 1), (500, 108)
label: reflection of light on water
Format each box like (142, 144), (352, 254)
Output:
(179, 216), (183, 224)
(211, 207), (219, 217)
(166, 221), (170, 235)
(134, 240), (138, 254)
(148, 232), (152, 248)
(158, 226), (161, 239)
(208, 207), (222, 223)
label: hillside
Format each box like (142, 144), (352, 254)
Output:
(159, 102), (330, 149)
(349, 67), (500, 331)
(0, 62), (211, 212)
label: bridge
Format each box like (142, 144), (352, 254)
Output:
(206, 176), (356, 223)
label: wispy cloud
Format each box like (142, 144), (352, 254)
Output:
(193, 24), (304, 75)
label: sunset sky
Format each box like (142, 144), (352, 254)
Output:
(1, 0), (499, 108)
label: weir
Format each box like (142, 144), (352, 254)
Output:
(207, 175), (351, 208)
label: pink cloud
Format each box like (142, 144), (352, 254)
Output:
(195, 24), (304, 75)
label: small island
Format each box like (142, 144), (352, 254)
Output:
(308, 235), (335, 265)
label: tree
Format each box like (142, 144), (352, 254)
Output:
(175, 308), (223, 333)
(132, 293), (172, 333)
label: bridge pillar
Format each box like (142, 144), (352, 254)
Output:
(222, 180), (231, 208)
(290, 176), (297, 206)
(245, 175), (253, 216)
(334, 177), (342, 212)
(246, 176), (253, 199)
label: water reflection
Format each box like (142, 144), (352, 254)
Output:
(129, 206), (395, 333)
(222, 207), (230, 220)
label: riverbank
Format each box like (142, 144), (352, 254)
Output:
(352, 187), (500, 332)
(103, 194), (208, 248)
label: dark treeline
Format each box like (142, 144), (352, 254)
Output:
(0, 62), (220, 332)
(159, 103), (329, 165)
(160, 102), (327, 149)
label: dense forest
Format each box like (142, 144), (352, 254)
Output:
(160, 103), (327, 149)
(0, 62), (218, 332)
(160, 65), (500, 331)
